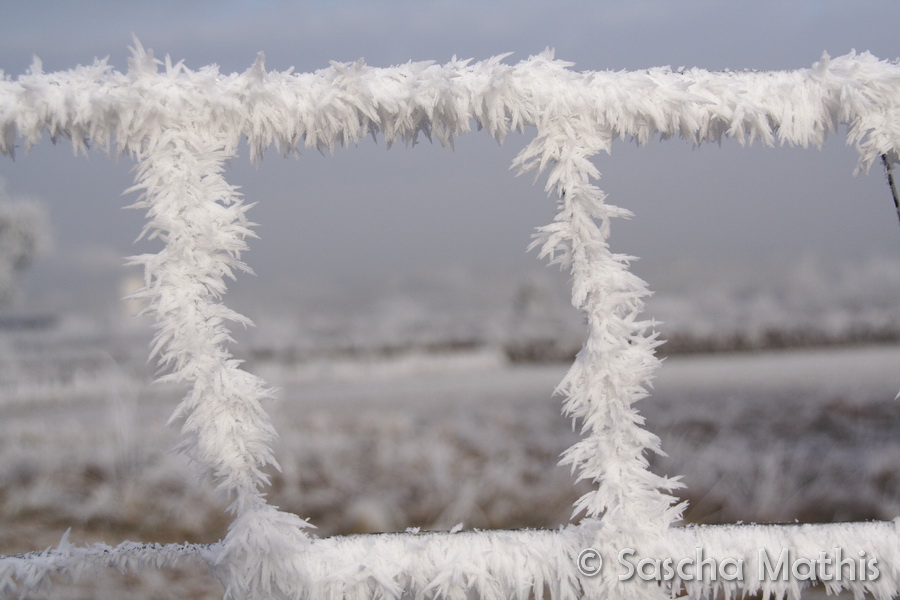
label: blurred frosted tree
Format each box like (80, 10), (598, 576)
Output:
(0, 182), (50, 306)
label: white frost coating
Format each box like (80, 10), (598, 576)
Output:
(3, 522), (899, 600)
(1, 42), (900, 598)
(0, 531), (213, 598)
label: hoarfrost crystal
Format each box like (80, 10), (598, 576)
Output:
(1, 41), (899, 599)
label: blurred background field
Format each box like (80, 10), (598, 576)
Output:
(0, 186), (898, 597)
(1, 280), (898, 543)
(1, 315), (898, 598)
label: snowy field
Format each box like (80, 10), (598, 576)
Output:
(0, 327), (897, 598)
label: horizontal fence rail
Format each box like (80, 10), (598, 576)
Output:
(2, 521), (899, 599)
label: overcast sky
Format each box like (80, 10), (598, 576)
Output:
(1, 1), (899, 323)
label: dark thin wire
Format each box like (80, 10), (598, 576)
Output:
(880, 154), (900, 227)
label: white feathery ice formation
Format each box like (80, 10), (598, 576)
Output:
(1, 40), (899, 599)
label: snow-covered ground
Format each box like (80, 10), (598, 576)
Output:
(0, 325), (897, 597)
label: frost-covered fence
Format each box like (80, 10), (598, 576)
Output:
(1, 43), (900, 599)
